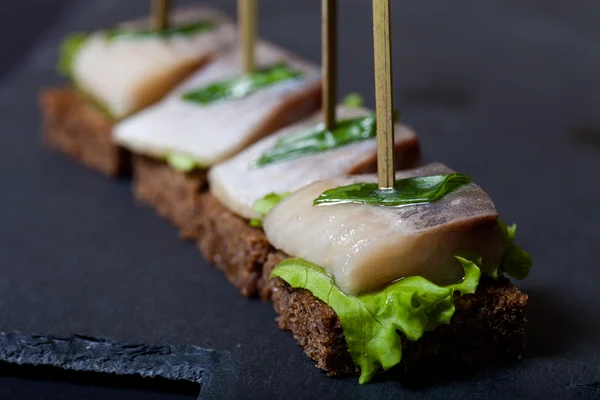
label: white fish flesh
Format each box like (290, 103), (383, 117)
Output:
(263, 163), (505, 295)
(113, 41), (321, 166)
(73, 6), (236, 119)
(209, 105), (419, 220)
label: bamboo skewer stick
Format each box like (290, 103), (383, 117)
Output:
(239, 0), (258, 73)
(152, 0), (171, 32)
(372, 0), (396, 190)
(322, 0), (338, 131)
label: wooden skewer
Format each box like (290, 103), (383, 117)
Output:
(372, 0), (396, 190)
(239, 0), (258, 73)
(152, 0), (171, 32)
(322, 0), (338, 131)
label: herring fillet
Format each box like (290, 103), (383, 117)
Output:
(73, 6), (237, 119)
(209, 105), (418, 220)
(113, 41), (321, 166)
(263, 163), (505, 295)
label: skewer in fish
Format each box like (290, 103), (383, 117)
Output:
(201, 0), (421, 297)
(40, 3), (237, 176)
(113, 0), (322, 236)
(61, 4), (236, 120)
(258, 0), (531, 383)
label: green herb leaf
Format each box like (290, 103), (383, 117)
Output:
(106, 20), (214, 41)
(248, 192), (290, 228)
(182, 63), (301, 106)
(254, 192), (290, 217)
(57, 33), (88, 78)
(485, 219), (532, 280)
(272, 256), (481, 384)
(249, 218), (263, 228)
(166, 153), (199, 173)
(343, 93), (364, 108)
(255, 113), (377, 167)
(314, 173), (472, 207)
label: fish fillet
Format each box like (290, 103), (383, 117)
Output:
(263, 163), (504, 295)
(73, 6), (236, 119)
(113, 41), (321, 166)
(209, 105), (419, 220)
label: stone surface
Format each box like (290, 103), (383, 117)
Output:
(0, 0), (599, 399)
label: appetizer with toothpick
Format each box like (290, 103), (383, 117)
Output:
(201, 98), (421, 297)
(40, 5), (236, 176)
(196, 1), (420, 298)
(113, 2), (322, 238)
(263, 163), (530, 382)
(258, 0), (531, 383)
(35, 0), (533, 384)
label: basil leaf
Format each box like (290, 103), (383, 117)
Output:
(57, 33), (88, 78)
(272, 256), (481, 384)
(106, 20), (214, 41)
(182, 63), (301, 106)
(255, 113), (377, 167)
(343, 93), (364, 108)
(314, 173), (472, 207)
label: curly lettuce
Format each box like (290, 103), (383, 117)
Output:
(272, 220), (531, 383)
(272, 256), (481, 384)
(486, 220), (532, 280)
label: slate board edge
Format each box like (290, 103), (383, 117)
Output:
(0, 331), (236, 399)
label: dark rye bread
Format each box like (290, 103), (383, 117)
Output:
(132, 155), (208, 239)
(197, 193), (274, 297)
(40, 87), (130, 177)
(263, 251), (528, 377)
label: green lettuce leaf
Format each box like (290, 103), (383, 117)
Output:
(249, 192), (290, 228)
(271, 256), (481, 384)
(486, 219), (532, 280)
(249, 218), (263, 228)
(57, 33), (88, 78)
(166, 153), (200, 173)
(343, 93), (364, 108)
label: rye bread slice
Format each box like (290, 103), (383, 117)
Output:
(263, 251), (528, 377)
(132, 155), (208, 239)
(40, 87), (130, 177)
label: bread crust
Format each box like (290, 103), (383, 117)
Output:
(264, 251), (528, 376)
(132, 155), (208, 239)
(39, 87), (130, 177)
(196, 193), (274, 297)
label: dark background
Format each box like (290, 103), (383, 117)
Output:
(0, 0), (599, 399)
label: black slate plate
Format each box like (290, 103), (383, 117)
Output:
(1, 0), (600, 399)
